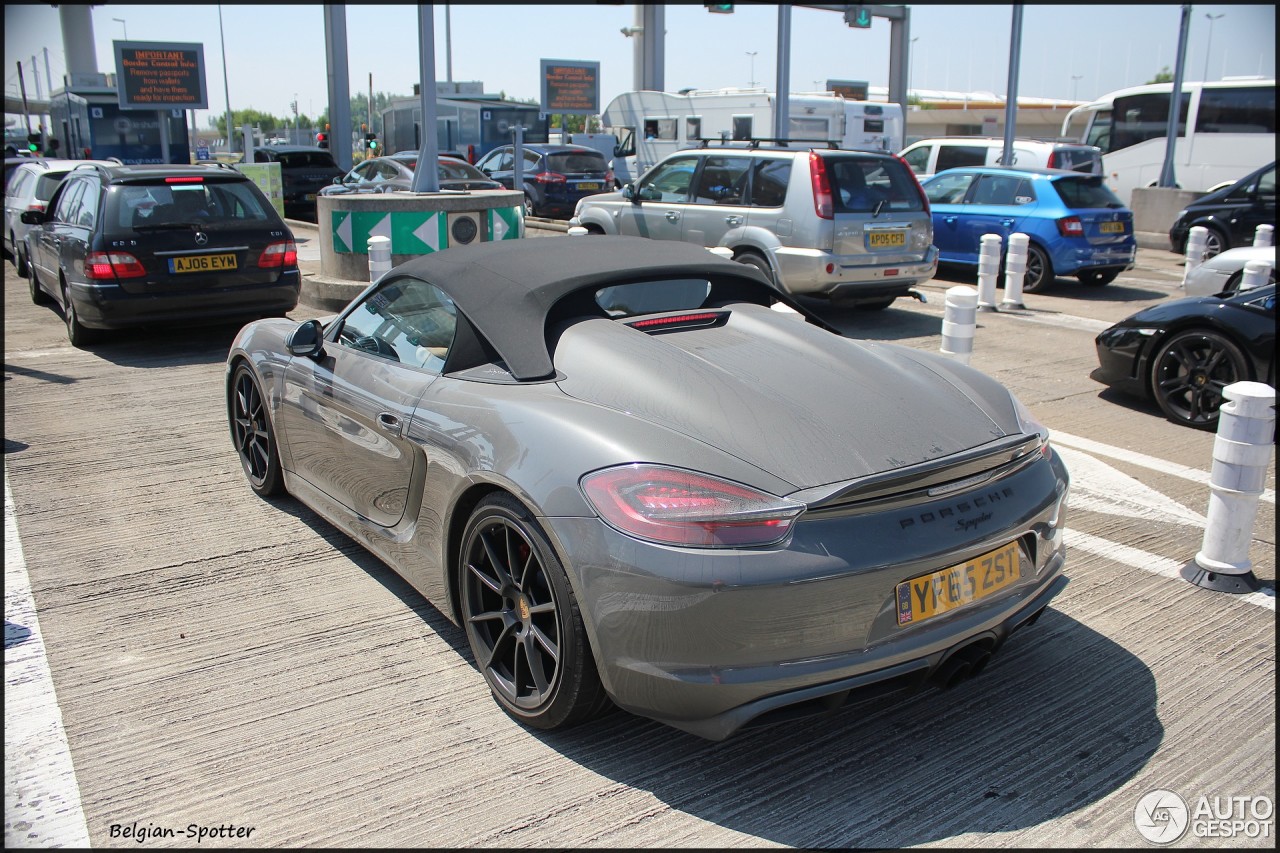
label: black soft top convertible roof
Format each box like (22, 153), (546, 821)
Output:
(384, 235), (825, 381)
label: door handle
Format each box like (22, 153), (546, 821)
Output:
(944, 216), (958, 224)
(1001, 219), (1015, 227)
(665, 210), (680, 222)
(377, 412), (403, 437)
(724, 215), (743, 226)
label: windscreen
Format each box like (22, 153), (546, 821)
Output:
(276, 151), (339, 169)
(110, 180), (275, 230)
(826, 156), (925, 213)
(595, 279), (712, 317)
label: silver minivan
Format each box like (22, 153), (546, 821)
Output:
(570, 144), (937, 310)
(898, 136), (1103, 181)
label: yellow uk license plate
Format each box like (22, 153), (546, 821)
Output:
(577, 182), (601, 191)
(896, 541), (1021, 626)
(868, 230), (907, 249)
(169, 253), (237, 274)
(1099, 221), (1125, 234)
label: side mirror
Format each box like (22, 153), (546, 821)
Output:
(622, 183), (636, 202)
(20, 210), (46, 225)
(286, 318), (326, 359)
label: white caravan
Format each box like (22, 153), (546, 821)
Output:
(600, 88), (904, 181)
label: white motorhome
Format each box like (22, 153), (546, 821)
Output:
(601, 88), (904, 181)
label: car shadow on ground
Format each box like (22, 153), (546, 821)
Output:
(536, 612), (1159, 847)
(69, 318), (268, 369)
(932, 265), (1169, 304)
(795, 297), (941, 341)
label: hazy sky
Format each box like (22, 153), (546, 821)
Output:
(5, 3), (1276, 127)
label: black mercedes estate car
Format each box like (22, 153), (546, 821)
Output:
(22, 162), (300, 346)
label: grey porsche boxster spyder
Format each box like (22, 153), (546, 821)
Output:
(226, 235), (1070, 741)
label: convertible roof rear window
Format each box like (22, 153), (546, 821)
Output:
(596, 279), (712, 317)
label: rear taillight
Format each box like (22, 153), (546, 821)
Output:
(1046, 152), (1058, 169)
(581, 464), (804, 548)
(893, 154), (931, 214)
(165, 176), (204, 184)
(258, 240), (298, 268)
(533, 171), (566, 184)
(1056, 216), (1084, 237)
(26, 202), (46, 213)
(605, 168), (615, 185)
(809, 152), (833, 220)
(84, 251), (146, 280)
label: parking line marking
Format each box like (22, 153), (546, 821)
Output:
(1065, 528), (1275, 612)
(1054, 430), (1276, 504)
(4, 467), (91, 849)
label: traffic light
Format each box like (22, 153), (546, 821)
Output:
(27, 132), (41, 153)
(364, 133), (379, 152)
(705, 3), (734, 11)
(844, 4), (872, 28)
(316, 123), (330, 149)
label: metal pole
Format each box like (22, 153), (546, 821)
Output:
(1158, 5), (1192, 188)
(774, 5), (791, 141)
(1202, 13), (1224, 83)
(410, 5), (440, 193)
(218, 5), (234, 153)
(17, 62), (32, 136)
(1001, 5), (1022, 167)
(445, 4), (453, 83)
(324, 5), (353, 171)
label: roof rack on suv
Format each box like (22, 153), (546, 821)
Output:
(697, 137), (842, 151)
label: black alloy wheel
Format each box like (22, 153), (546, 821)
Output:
(458, 493), (609, 731)
(27, 252), (50, 305)
(1150, 328), (1249, 430)
(230, 364), (284, 496)
(1020, 244), (1055, 293)
(1200, 225), (1229, 261)
(61, 280), (99, 347)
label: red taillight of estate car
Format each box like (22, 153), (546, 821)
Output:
(809, 152), (834, 220)
(257, 240), (298, 269)
(83, 251), (146, 280)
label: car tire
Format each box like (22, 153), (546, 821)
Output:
(61, 280), (99, 347)
(1077, 269), (1120, 287)
(523, 192), (538, 218)
(1021, 244), (1054, 293)
(458, 493), (610, 732)
(11, 233), (29, 278)
(734, 252), (777, 287)
(229, 362), (285, 497)
(1199, 225), (1229, 260)
(1150, 329), (1249, 430)
(27, 252), (51, 305)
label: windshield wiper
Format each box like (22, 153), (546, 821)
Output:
(872, 198), (888, 218)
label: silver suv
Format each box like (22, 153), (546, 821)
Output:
(569, 143), (937, 309)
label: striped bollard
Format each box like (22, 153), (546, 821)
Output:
(1002, 232), (1029, 310)
(368, 235), (392, 283)
(1254, 224), (1274, 247)
(939, 285), (978, 365)
(1182, 225), (1208, 286)
(1182, 382), (1276, 594)
(1239, 260), (1271, 291)
(977, 234), (1001, 312)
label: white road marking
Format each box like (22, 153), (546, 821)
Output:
(4, 468), (91, 848)
(1066, 528), (1275, 612)
(1054, 430), (1276, 504)
(1055, 446), (1209, 527)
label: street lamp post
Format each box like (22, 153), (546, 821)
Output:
(1071, 74), (1083, 101)
(746, 51), (758, 88)
(113, 18), (128, 39)
(1203, 12), (1225, 83)
(909, 37), (919, 98)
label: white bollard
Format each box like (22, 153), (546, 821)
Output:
(939, 285), (978, 365)
(1182, 225), (1208, 285)
(1239, 260), (1271, 291)
(977, 234), (1001, 312)
(1182, 381), (1276, 594)
(567, 226), (589, 236)
(1254, 224), (1274, 247)
(1002, 232), (1029, 310)
(368, 235), (392, 283)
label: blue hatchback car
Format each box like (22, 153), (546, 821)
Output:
(921, 166), (1136, 292)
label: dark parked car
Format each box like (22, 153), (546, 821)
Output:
(23, 162), (299, 347)
(1091, 283), (1276, 430)
(227, 235), (1070, 741)
(1168, 161), (1275, 258)
(921, 166), (1136, 292)
(251, 145), (344, 221)
(474, 143), (611, 218)
(319, 151), (503, 195)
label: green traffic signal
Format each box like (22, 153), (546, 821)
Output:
(705, 3), (734, 12)
(845, 5), (872, 28)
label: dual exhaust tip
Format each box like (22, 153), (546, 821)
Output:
(931, 604), (1048, 690)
